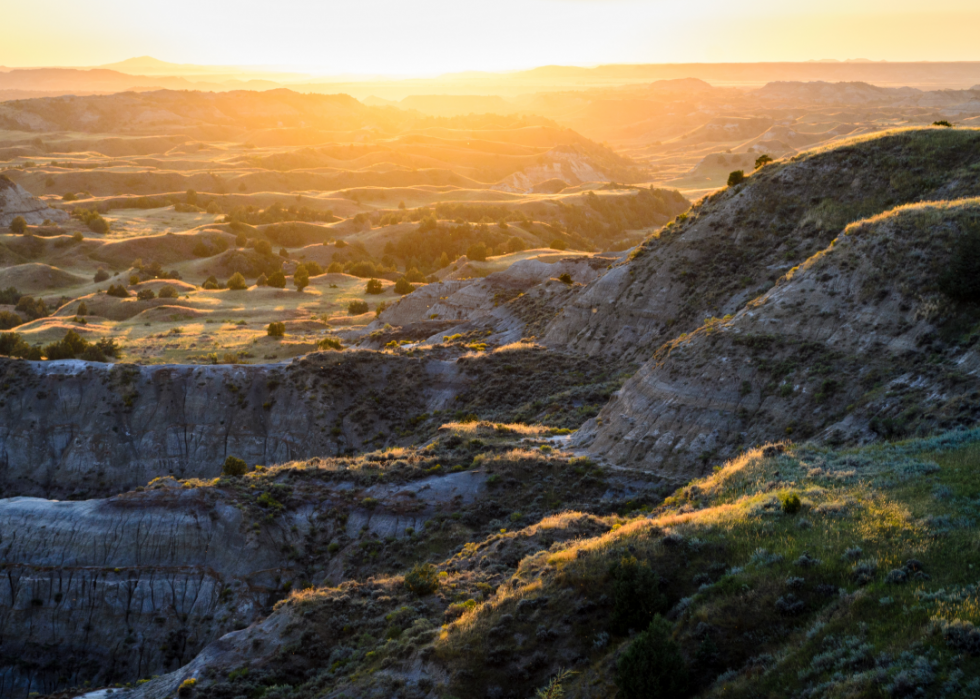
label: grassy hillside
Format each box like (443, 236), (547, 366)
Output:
(126, 427), (980, 699)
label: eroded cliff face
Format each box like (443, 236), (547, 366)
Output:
(542, 129), (980, 361)
(0, 488), (302, 696)
(0, 176), (69, 226)
(574, 199), (980, 475)
(0, 352), (460, 499)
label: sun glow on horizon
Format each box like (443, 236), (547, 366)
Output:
(1, 0), (979, 75)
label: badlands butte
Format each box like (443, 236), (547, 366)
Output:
(1, 85), (980, 699)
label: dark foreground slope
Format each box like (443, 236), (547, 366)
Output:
(93, 430), (980, 699)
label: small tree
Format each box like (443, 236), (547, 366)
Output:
(294, 264), (309, 292)
(267, 321), (286, 337)
(550, 238), (568, 251)
(754, 154), (773, 169)
(254, 239), (272, 256)
(256, 273), (268, 286)
(267, 270), (286, 289)
(77, 301), (89, 316)
(94, 269), (110, 283)
(227, 272), (248, 291)
(9, 216), (27, 234)
(610, 554), (666, 634)
(222, 455), (247, 477)
(106, 284), (130, 298)
(615, 616), (690, 699)
(727, 170), (745, 187)
(327, 262), (343, 274)
(558, 273), (573, 285)
(365, 278), (384, 295)
(158, 285), (179, 299)
(348, 299), (369, 315)
(136, 288), (155, 301)
(934, 120), (953, 128)
(394, 277), (414, 295)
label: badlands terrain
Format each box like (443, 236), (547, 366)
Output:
(0, 76), (980, 699)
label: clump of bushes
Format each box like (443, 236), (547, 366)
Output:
(348, 300), (369, 315)
(615, 615), (690, 699)
(177, 678), (197, 697)
(222, 456), (248, 477)
(42, 330), (121, 361)
(136, 288), (155, 301)
(365, 278), (384, 295)
(317, 336), (342, 351)
(0, 311), (21, 330)
(267, 321), (286, 338)
(0, 332), (41, 359)
(106, 284), (129, 298)
(15, 295), (48, 320)
(72, 208), (109, 234)
(404, 563), (440, 596)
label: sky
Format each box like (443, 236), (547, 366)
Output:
(2, 0), (979, 75)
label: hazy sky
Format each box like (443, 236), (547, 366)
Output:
(2, 0), (979, 74)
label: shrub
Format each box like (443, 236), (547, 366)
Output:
(404, 563), (440, 596)
(15, 296), (48, 320)
(0, 311), (21, 330)
(394, 277), (414, 295)
(43, 329), (89, 360)
(610, 554), (666, 634)
(616, 616), (689, 699)
(365, 278), (384, 295)
(62, 192), (78, 201)
(934, 120), (953, 128)
(255, 273), (268, 286)
(0, 287), (20, 305)
(327, 262), (343, 273)
(222, 456), (248, 477)
(129, 274), (140, 286)
(755, 154), (773, 169)
(254, 239), (272, 256)
(294, 264), (309, 292)
(136, 288), (155, 301)
(317, 336), (343, 350)
(466, 242), (488, 261)
(106, 284), (129, 298)
(0, 332), (40, 359)
(549, 238), (568, 251)
(227, 272), (248, 291)
(558, 272), (573, 285)
(267, 321), (286, 337)
(507, 236), (527, 253)
(158, 285), (178, 299)
(375, 301), (388, 317)
(780, 492), (802, 514)
(94, 268), (110, 283)
(267, 270), (286, 289)
(177, 678), (197, 697)
(9, 216), (26, 233)
(727, 170), (745, 187)
(348, 300), (369, 315)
